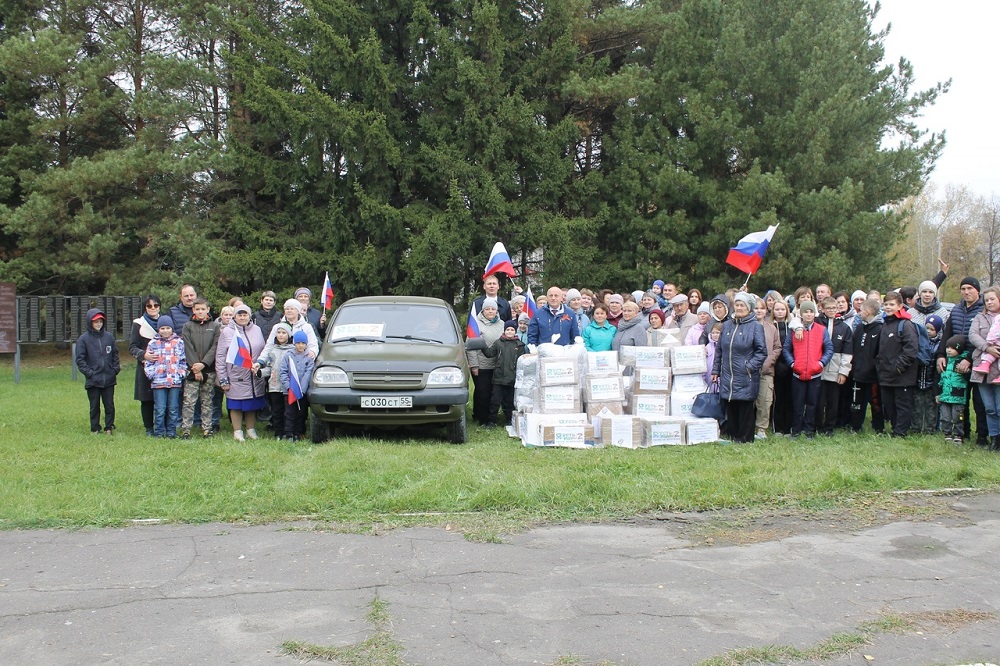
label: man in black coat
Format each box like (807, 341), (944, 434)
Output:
(877, 293), (919, 438)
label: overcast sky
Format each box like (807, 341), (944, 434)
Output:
(875, 1), (998, 199)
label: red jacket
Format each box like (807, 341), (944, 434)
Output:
(782, 324), (833, 381)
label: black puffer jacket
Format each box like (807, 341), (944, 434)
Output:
(877, 312), (919, 387)
(851, 318), (882, 384)
(75, 308), (121, 389)
(482, 335), (526, 385)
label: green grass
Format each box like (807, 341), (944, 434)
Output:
(3, 351), (1000, 530)
(281, 597), (405, 665)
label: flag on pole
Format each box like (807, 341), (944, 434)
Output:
(322, 272), (335, 310)
(483, 242), (517, 279)
(523, 287), (537, 318)
(225, 332), (254, 369)
(287, 358), (304, 405)
(725, 225), (779, 275)
(466, 302), (481, 338)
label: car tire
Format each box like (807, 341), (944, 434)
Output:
(446, 411), (468, 444)
(311, 418), (330, 444)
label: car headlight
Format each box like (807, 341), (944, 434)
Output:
(313, 367), (350, 387)
(426, 367), (465, 387)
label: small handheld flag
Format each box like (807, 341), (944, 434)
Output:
(466, 302), (481, 338)
(287, 358), (304, 405)
(523, 287), (537, 318)
(322, 272), (335, 310)
(225, 333), (254, 369)
(725, 225), (778, 275)
(483, 242), (517, 279)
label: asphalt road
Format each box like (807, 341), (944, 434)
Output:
(2, 495), (998, 665)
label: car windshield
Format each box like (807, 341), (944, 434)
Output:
(328, 304), (459, 344)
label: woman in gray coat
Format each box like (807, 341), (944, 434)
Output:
(611, 301), (648, 350)
(216, 304), (267, 441)
(711, 292), (768, 443)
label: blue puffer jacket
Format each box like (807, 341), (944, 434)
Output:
(527, 305), (580, 346)
(712, 312), (767, 402)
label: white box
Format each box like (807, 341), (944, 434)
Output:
(539, 357), (580, 386)
(523, 412), (589, 447)
(686, 417), (721, 444)
(601, 415), (642, 449)
(641, 417), (687, 447)
(583, 375), (626, 402)
(634, 347), (669, 369)
(538, 385), (582, 413)
(672, 374), (708, 394)
(541, 424), (598, 448)
(672, 345), (707, 375)
(586, 351), (620, 375)
(634, 367), (672, 394)
(629, 393), (669, 418)
(670, 391), (701, 418)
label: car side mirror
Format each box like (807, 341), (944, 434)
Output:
(465, 338), (487, 351)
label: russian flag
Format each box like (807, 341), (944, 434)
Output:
(523, 287), (536, 318)
(725, 225), (778, 275)
(287, 358), (304, 405)
(225, 333), (254, 369)
(483, 241), (516, 279)
(322, 271), (335, 310)
(466, 302), (481, 338)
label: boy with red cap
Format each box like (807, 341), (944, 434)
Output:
(75, 308), (121, 434)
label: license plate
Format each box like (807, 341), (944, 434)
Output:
(360, 396), (413, 409)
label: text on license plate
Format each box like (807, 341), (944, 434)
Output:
(360, 396), (413, 409)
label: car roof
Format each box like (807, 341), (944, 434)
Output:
(338, 296), (452, 307)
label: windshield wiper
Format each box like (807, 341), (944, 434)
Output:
(385, 335), (444, 344)
(331, 336), (386, 343)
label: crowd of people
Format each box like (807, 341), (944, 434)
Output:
(464, 264), (1000, 452)
(76, 285), (326, 441)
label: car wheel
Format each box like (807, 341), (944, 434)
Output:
(311, 418), (330, 444)
(446, 411), (468, 444)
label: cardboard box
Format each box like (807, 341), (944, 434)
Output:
(539, 357), (580, 386)
(641, 417), (687, 447)
(634, 367), (672, 394)
(541, 424), (598, 448)
(686, 417), (721, 444)
(600, 415), (642, 449)
(523, 412), (589, 447)
(672, 373), (708, 394)
(586, 351), (620, 375)
(585, 400), (625, 420)
(629, 393), (669, 418)
(670, 391), (701, 419)
(671, 345), (708, 375)
(583, 375), (626, 403)
(618, 346), (668, 368)
(538, 385), (582, 413)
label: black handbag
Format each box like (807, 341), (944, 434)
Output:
(691, 384), (725, 422)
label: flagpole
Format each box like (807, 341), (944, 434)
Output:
(742, 273), (752, 290)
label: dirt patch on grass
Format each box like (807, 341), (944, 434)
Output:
(643, 491), (979, 547)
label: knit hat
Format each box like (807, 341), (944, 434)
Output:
(293, 330), (308, 344)
(918, 280), (938, 296)
(518, 312), (530, 322)
(566, 288), (582, 301)
(648, 309), (665, 324)
(294, 287), (312, 299)
(733, 292), (755, 309)
(697, 302), (711, 315)
(668, 294), (688, 306)
(157, 315), (175, 330)
(799, 301), (817, 314)
(851, 290), (867, 303)
(274, 322), (293, 338)
(283, 299), (302, 311)
(925, 314), (944, 334)
(607, 294), (624, 305)
(946, 334), (966, 354)
(483, 297), (498, 310)
(504, 319), (517, 330)
(631, 290), (645, 302)
(961, 276), (981, 293)
(653, 280), (665, 289)
(235, 304), (252, 315)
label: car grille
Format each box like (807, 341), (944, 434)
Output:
(351, 371), (425, 390)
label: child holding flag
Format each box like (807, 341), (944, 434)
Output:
(257, 323), (295, 440)
(279, 330), (315, 441)
(217, 304), (266, 441)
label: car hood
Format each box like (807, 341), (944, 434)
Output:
(318, 341), (465, 368)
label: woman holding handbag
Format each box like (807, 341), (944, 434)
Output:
(711, 292), (768, 443)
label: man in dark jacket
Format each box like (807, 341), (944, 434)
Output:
(482, 320), (526, 426)
(935, 277), (986, 445)
(75, 308), (121, 434)
(527, 286), (580, 349)
(849, 299), (884, 434)
(168, 284), (197, 330)
(877, 292), (919, 438)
